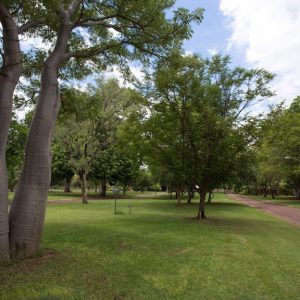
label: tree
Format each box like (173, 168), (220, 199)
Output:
(51, 143), (74, 192)
(8, 1), (202, 258)
(140, 53), (274, 219)
(90, 150), (113, 197)
(109, 154), (136, 195)
(0, 1), (43, 261)
(253, 98), (300, 199)
(55, 79), (138, 203)
(132, 169), (153, 192)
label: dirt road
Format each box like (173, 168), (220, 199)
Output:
(229, 194), (300, 227)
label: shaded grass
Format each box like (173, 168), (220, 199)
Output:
(1, 194), (300, 299)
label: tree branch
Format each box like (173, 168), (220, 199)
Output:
(64, 40), (123, 61)
(68, 0), (83, 15)
(18, 20), (43, 34)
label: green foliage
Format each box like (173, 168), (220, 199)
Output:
(51, 143), (74, 184)
(6, 119), (28, 191)
(255, 97), (300, 197)
(55, 79), (132, 175)
(136, 53), (274, 200)
(10, 0), (203, 109)
(132, 168), (153, 192)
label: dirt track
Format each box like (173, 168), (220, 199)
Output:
(229, 194), (300, 227)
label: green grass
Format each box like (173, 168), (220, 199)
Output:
(8, 189), (165, 202)
(1, 193), (300, 299)
(245, 194), (300, 207)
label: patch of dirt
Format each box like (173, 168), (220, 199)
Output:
(19, 249), (60, 267)
(47, 199), (81, 204)
(0, 249), (61, 287)
(229, 194), (300, 227)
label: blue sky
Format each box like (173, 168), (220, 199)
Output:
(174, 0), (243, 65)
(173, 0), (300, 112)
(175, 1), (230, 58)
(18, 0), (300, 115)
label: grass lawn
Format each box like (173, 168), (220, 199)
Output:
(1, 193), (300, 299)
(9, 190), (87, 202)
(8, 190), (167, 202)
(245, 194), (300, 208)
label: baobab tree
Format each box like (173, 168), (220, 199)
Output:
(8, 0), (203, 258)
(0, 2), (42, 261)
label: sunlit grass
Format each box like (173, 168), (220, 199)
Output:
(1, 193), (300, 299)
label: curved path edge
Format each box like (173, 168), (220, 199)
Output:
(229, 194), (300, 228)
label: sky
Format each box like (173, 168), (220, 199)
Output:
(175, 0), (300, 113)
(17, 0), (300, 115)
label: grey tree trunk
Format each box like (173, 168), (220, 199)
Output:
(207, 189), (213, 204)
(100, 178), (107, 197)
(79, 171), (88, 204)
(0, 4), (22, 261)
(197, 189), (207, 220)
(295, 187), (300, 200)
(9, 22), (72, 258)
(176, 186), (182, 205)
(187, 186), (193, 204)
(64, 176), (72, 193)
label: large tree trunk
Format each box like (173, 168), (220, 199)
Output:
(64, 176), (72, 193)
(79, 171), (88, 204)
(0, 4), (23, 261)
(196, 189), (207, 220)
(9, 22), (72, 258)
(99, 178), (107, 197)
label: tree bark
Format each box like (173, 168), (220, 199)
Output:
(99, 178), (107, 197)
(176, 186), (181, 205)
(197, 189), (207, 220)
(187, 189), (192, 204)
(271, 189), (276, 199)
(207, 189), (213, 204)
(9, 21), (72, 258)
(295, 187), (300, 200)
(64, 176), (72, 193)
(79, 170), (88, 204)
(0, 4), (22, 261)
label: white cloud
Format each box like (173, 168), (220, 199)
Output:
(103, 64), (145, 88)
(220, 0), (300, 107)
(207, 48), (218, 56)
(184, 49), (194, 56)
(20, 35), (52, 52)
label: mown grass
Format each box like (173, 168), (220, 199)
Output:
(9, 190), (89, 202)
(245, 194), (300, 207)
(1, 193), (300, 299)
(8, 190), (166, 202)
